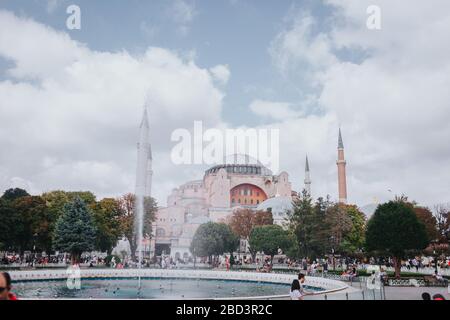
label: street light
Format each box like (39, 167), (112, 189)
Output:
(330, 236), (336, 271)
(332, 248), (335, 271)
(431, 240), (439, 274)
(33, 233), (38, 265)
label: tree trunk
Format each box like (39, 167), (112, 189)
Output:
(128, 237), (137, 262)
(393, 256), (401, 279)
(71, 252), (81, 265)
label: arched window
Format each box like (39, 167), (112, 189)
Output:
(230, 184), (267, 207)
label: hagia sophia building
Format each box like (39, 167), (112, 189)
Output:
(132, 108), (348, 260)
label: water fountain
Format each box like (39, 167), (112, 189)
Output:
(135, 194), (144, 289)
(134, 104), (152, 290)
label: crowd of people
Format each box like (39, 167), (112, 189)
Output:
(0, 253), (108, 267)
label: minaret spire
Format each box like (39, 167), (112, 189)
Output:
(304, 155), (311, 196)
(135, 103), (153, 198)
(338, 128), (344, 149)
(140, 107), (149, 129)
(337, 128), (347, 203)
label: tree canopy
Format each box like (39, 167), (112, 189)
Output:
(1, 188), (30, 201)
(190, 222), (239, 258)
(366, 200), (428, 277)
(249, 224), (294, 262)
(228, 208), (273, 240)
(53, 197), (97, 263)
(117, 193), (157, 260)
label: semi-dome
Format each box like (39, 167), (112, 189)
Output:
(257, 196), (293, 218)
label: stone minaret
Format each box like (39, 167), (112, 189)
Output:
(337, 128), (347, 203)
(135, 106), (152, 198)
(304, 155), (311, 196)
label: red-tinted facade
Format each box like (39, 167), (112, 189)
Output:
(230, 184), (267, 207)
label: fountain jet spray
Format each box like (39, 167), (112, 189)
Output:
(135, 101), (153, 289)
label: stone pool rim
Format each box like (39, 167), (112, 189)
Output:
(8, 268), (349, 300)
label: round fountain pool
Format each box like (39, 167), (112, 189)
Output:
(8, 269), (348, 300)
(13, 278), (303, 299)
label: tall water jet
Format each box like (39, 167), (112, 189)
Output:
(135, 104), (153, 289)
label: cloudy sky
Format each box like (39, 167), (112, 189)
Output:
(0, 0), (449, 209)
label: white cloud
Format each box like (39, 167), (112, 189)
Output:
(262, 0), (450, 208)
(209, 64), (230, 85)
(269, 12), (337, 79)
(2, 1), (450, 211)
(249, 100), (303, 121)
(0, 10), (225, 205)
(169, 0), (197, 36)
(0, 11), (87, 80)
(46, 0), (63, 14)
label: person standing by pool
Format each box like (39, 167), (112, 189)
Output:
(290, 279), (302, 300)
(0, 272), (17, 300)
(293, 273), (313, 300)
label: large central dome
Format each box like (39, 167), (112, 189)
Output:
(205, 154), (273, 176)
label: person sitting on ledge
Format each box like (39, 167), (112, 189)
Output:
(0, 272), (17, 300)
(432, 271), (448, 285)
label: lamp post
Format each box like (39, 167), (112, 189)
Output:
(330, 236), (336, 271)
(33, 233), (38, 266)
(193, 248), (196, 270)
(429, 239), (439, 274)
(332, 248), (335, 271)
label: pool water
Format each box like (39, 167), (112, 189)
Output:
(12, 278), (323, 299)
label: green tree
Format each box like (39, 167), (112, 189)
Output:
(117, 193), (157, 261)
(312, 196), (334, 257)
(0, 198), (21, 251)
(0, 188), (30, 251)
(190, 222), (239, 264)
(249, 224), (294, 267)
(366, 200), (428, 278)
(1, 188), (30, 201)
(12, 196), (51, 253)
(414, 207), (439, 242)
(42, 191), (97, 253)
(68, 191), (97, 206)
(42, 191), (71, 246)
(340, 205), (366, 255)
(91, 198), (122, 254)
(286, 189), (319, 259)
(325, 203), (353, 255)
(228, 208), (273, 257)
(53, 197), (97, 264)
